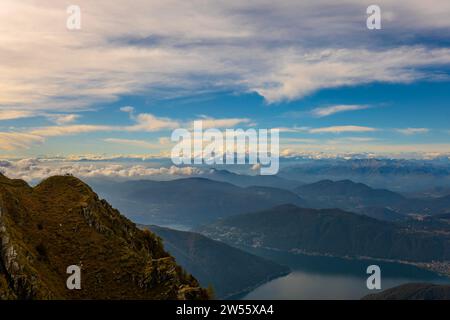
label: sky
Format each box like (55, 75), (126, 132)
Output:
(1, 0), (450, 170)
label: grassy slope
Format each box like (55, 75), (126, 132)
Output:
(0, 174), (208, 300)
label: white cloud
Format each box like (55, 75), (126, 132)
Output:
(396, 128), (430, 135)
(0, 110), (80, 124)
(254, 47), (450, 103)
(127, 113), (181, 132)
(46, 114), (80, 125)
(329, 137), (378, 143)
(60, 154), (165, 161)
(0, 110), (36, 121)
(311, 105), (369, 117)
(29, 125), (115, 137)
(0, 158), (204, 182)
(195, 117), (252, 129)
(14, 112), (181, 142)
(0, 110), (258, 151)
(104, 138), (162, 149)
(275, 126), (310, 133)
(0, 133), (44, 150)
(281, 138), (319, 144)
(1, 0), (450, 110)
(309, 126), (377, 134)
(120, 106), (135, 113)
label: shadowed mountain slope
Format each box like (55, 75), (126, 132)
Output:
(198, 204), (450, 263)
(143, 225), (289, 299)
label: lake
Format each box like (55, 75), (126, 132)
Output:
(240, 249), (450, 300)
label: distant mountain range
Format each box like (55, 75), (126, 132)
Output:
(279, 158), (450, 192)
(0, 173), (208, 300)
(199, 169), (300, 190)
(197, 204), (450, 263)
(87, 175), (450, 227)
(295, 179), (405, 208)
(362, 283), (450, 300)
(3, 169), (449, 300)
(143, 225), (289, 299)
(89, 177), (306, 226)
(295, 179), (450, 219)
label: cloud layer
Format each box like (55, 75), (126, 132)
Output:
(1, 0), (450, 113)
(0, 158), (204, 183)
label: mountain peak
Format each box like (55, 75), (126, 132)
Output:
(36, 175), (95, 196)
(0, 174), (208, 300)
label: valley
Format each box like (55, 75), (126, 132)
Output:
(2, 159), (450, 300)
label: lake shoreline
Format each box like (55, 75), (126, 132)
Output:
(244, 245), (450, 279)
(224, 269), (292, 300)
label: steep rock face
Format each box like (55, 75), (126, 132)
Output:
(0, 174), (208, 300)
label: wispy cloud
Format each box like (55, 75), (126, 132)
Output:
(309, 126), (377, 134)
(0, 107), (256, 150)
(0, 110), (80, 124)
(29, 125), (115, 137)
(104, 138), (163, 149)
(327, 137), (379, 143)
(276, 126), (310, 133)
(396, 128), (430, 135)
(0, 133), (44, 150)
(26, 110), (181, 138)
(46, 114), (80, 125)
(120, 106), (135, 113)
(1, 0), (450, 110)
(196, 116), (252, 129)
(311, 105), (369, 117)
(0, 110), (36, 121)
(127, 114), (181, 132)
(281, 138), (319, 144)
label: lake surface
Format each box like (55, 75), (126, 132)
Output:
(241, 249), (450, 300)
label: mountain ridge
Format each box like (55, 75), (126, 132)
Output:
(0, 173), (208, 299)
(197, 204), (450, 263)
(89, 177), (306, 226)
(295, 179), (450, 218)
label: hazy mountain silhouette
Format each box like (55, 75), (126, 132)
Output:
(295, 179), (450, 219)
(280, 159), (450, 192)
(90, 177), (306, 226)
(200, 169), (301, 190)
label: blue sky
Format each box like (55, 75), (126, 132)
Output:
(1, 0), (450, 161)
(3, 80), (449, 158)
